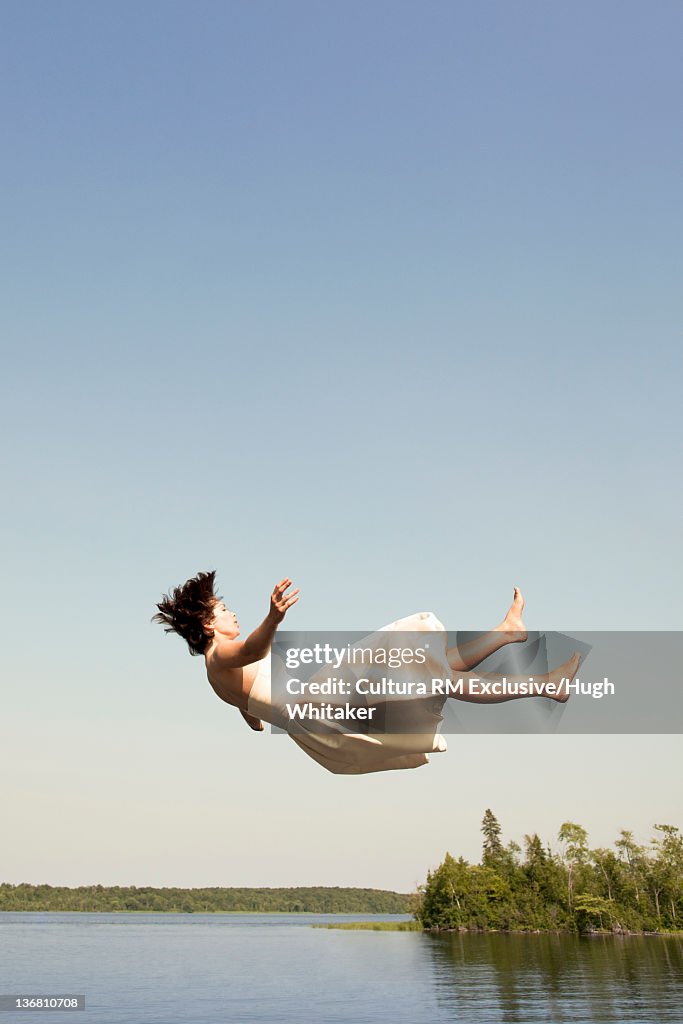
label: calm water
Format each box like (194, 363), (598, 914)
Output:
(1, 913), (682, 1023)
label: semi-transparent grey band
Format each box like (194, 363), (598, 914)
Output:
(270, 631), (683, 734)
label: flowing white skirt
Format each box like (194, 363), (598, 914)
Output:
(247, 612), (450, 775)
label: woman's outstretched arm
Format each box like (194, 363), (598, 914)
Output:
(214, 578), (299, 668)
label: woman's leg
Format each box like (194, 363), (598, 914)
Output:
(447, 587), (528, 671)
(450, 652), (582, 704)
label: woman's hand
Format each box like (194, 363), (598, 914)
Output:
(270, 578), (300, 623)
(240, 710), (265, 732)
(210, 578), (299, 670)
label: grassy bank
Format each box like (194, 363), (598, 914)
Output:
(314, 920), (421, 931)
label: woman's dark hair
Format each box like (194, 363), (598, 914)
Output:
(153, 570), (218, 656)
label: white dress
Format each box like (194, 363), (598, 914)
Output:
(247, 612), (450, 774)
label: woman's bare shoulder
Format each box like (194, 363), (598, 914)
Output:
(204, 644), (257, 710)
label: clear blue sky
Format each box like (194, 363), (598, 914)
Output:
(2, 0), (682, 890)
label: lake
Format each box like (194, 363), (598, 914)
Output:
(1, 913), (682, 1023)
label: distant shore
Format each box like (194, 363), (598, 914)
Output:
(0, 883), (410, 915)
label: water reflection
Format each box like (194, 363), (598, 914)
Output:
(423, 932), (683, 1023)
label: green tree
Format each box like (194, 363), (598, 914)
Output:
(615, 829), (648, 917)
(590, 847), (622, 904)
(481, 809), (504, 866)
(418, 853), (472, 930)
(574, 893), (615, 932)
(650, 824), (683, 927)
(558, 822), (589, 912)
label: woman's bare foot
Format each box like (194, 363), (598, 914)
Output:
(496, 586), (528, 642)
(543, 652), (581, 703)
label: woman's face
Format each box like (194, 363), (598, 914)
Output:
(210, 600), (240, 640)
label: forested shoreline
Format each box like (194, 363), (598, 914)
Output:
(415, 811), (683, 934)
(4, 813), (681, 934)
(0, 885), (409, 914)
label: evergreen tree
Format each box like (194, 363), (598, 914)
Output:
(481, 809), (504, 866)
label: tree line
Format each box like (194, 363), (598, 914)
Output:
(415, 810), (683, 933)
(5, 813), (680, 931)
(0, 885), (409, 914)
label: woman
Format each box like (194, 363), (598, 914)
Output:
(153, 572), (580, 774)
